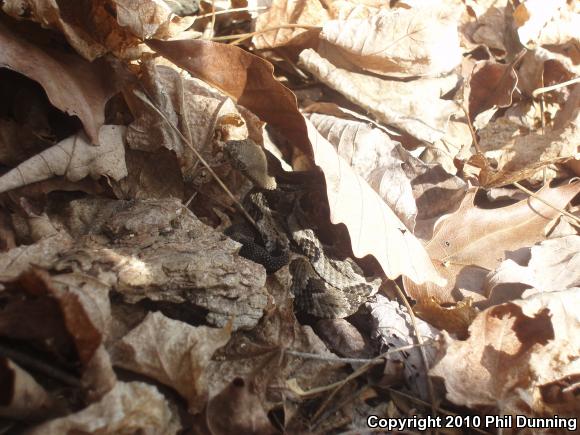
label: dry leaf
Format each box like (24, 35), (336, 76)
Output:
(320, 6), (461, 77)
(471, 85), (580, 187)
(307, 119), (445, 285)
(112, 311), (231, 414)
(0, 268), (116, 399)
(299, 49), (460, 143)
(146, 39), (313, 163)
(308, 111), (418, 229)
(253, 0), (328, 49)
(206, 377), (277, 435)
(414, 297), (478, 339)
(0, 22), (117, 143)
(465, 60), (518, 125)
(484, 235), (580, 306)
(405, 182), (580, 304)
(368, 293), (439, 400)
(125, 60), (263, 182)
(0, 231), (73, 281)
(430, 289), (580, 417)
(308, 110), (467, 232)
(0, 126), (127, 194)
(2, 0), (193, 60)
(0, 358), (54, 420)
(513, 0), (570, 48)
(113, 0), (194, 40)
(27, 382), (181, 435)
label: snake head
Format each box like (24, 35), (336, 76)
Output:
(224, 139), (277, 190)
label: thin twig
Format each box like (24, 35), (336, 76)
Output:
(388, 389), (490, 435)
(306, 342), (428, 422)
(132, 89), (260, 231)
(286, 342), (428, 365)
(210, 0), (216, 38)
(195, 6), (267, 19)
(513, 181), (580, 225)
(393, 282), (437, 419)
(0, 343), (82, 387)
(532, 77), (580, 98)
(211, 23), (321, 42)
(462, 104), (483, 154)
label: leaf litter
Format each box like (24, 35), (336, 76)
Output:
(0, 0), (578, 433)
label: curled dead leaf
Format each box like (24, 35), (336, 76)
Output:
(430, 289), (580, 417)
(0, 126), (127, 194)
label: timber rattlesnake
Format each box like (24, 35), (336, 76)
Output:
(224, 139), (381, 318)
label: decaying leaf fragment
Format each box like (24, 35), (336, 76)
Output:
(465, 60), (519, 126)
(112, 311), (231, 414)
(27, 382), (181, 435)
(0, 358), (54, 420)
(0, 22), (117, 143)
(2, 0), (193, 60)
(430, 289), (580, 417)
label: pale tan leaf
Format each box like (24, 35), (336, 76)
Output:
(27, 382), (181, 435)
(430, 289), (580, 416)
(513, 0), (572, 48)
(485, 236), (580, 305)
(308, 112), (418, 229)
(326, 0), (382, 20)
(307, 119), (445, 285)
(125, 61), (263, 181)
(308, 110), (467, 233)
(299, 48), (460, 143)
(320, 6), (461, 77)
(0, 126), (127, 194)
(253, 0), (328, 49)
(112, 311), (231, 413)
(0, 232), (73, 281)
(404, 182), (580, 303)
(0, 358), (54, 420)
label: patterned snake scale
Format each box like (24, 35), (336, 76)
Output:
(224, 140), (381, 318)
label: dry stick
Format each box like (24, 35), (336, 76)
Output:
(132, 89), (260, 231)
(513, 181), (580, 225)
(0, 343), (82, 387)
(305, 342), (430, 423)
(195, 6), (267, 19)
(210, 0), (216, 38)
(387, 389), (490, 435)
(392, 281), (437, 419)
(286, 342), (428, 366)
(210, 23), (321, 42)
(293, 343), (425, 399)
(462, 104), (483, 154)
(532, 77), (580, 98)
